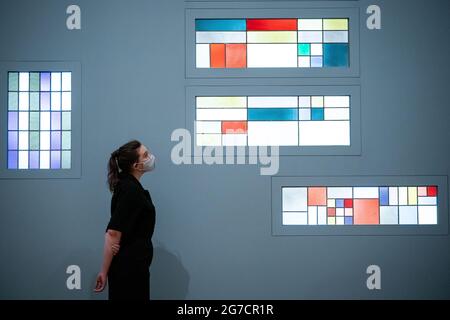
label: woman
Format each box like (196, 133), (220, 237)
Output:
(94, 140), (156, 300)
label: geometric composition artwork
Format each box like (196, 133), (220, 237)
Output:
(196, 18), (349, 68)
(196, 96), (350, 146)
(282, 186), (438, 225)
(7, 72), (72, 169)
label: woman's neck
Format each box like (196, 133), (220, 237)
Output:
(130, 170), (144, 181)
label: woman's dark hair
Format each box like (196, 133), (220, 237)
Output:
(108, 140), (142, 192)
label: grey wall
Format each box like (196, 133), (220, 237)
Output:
(0, 0), (449, 299)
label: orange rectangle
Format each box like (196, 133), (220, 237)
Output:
(210, 43), (225, 68)
(221, 121), (248, 134)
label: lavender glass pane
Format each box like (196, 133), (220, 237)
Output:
(8, 131), (18, 150)
(51, 151), (61, 169)
(29, 151), (39, 169)
(41, 72), (50, 91)
(8, 112), (18, 130)
(51, 112), (61, 130)
(311, 56), (323, 67)
(51, 131), (61, 150)
(41, 92), (50, 110)
(8, 151), (18, 169)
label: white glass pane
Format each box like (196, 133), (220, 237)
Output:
(327, 187), (352, 199)
(418, 196), (437, 205)
(336, 216), (345, 225)
(196, 121), (221, 134)
(248, 121), (298, 146)
(389, 187), (398, 205)
(310, 43), (323, 55)
(18, 151), (29, 169)
(311, 96), (324, 107)
(282, 211), (307, 225)
(196, 134), (221, 146)
(318, 206), (327, 225)
(196, 31), (246, 43)
(222, 134), (247, 146)
(18, 112), (29, 130)
(40, 131), (50, 150)
(40, 150), (50, 169)
(298, 31), (322, 43)
(323, 31), (348, 43)
(61, 72), (71, 91)
(299, 121), (350, 146)
(353, 187), (379, 199)
(418, 206), (437, 225)
(51, 72), (61, 91)
(197, 96), (246, 109)
(324, 108), (349, 120)
(196, 108), (246, 121)
(247, 44), (297, 68)
(398, 187), (408, 205)
(298, 96), (311, 108)
(61, 92), (71, 111)
(298, 56), (310, 68)
(299, 109), (311, 120)
(247, 31), (297, 43)
(399, 206), (418, 224)
(19, 92), (29, 110)
(380, 206), (399, 224)
(40, 112), (50, 130)
(282, 187), (307, 211)
(336, 208), (344, 217)
(196, 44), (210, 68)
(248, 96), (298, 108)
(51, 92), (61, 110)
(18, 131), (29, 150)
(324, 96), (349, 108)
(308, 206), (318, 225)
(19, 72), (29, 91)
(297, 19), (322, 30)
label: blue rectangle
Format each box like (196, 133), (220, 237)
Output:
(380, 187), (389, 206)
(196, 19), (246, 31)
(311, 108), (324, 121)
(345, 217), (353, 225)
(336, 199), (344, 208)
(323, 44), (349, 67)
(248, 108), (298, 121)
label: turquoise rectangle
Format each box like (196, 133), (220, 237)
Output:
(196, 19), (246, 31)
(248, 108), (298, 121)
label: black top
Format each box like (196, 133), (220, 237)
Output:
(107, 172), (156, 263)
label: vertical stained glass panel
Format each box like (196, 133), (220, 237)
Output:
(7, 71), (72, 169)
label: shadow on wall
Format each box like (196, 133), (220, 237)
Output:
(150, 244), (190, 300)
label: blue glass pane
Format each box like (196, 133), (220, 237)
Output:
(8, 131), (18, 150)
(29, 151), (39, 169)
(311, 108), (324, 121)
(311, 56), (323, 67)
(8, 151), (18, 169)
(51, 151), (61, 169)
(380, 187), (389, 206)
(8, 112), (18, 130)
(248, 108), (298, 121)
(336, 199), (344, 208)
(323, 43), (349, 67)
(196, 19), (246, 31)
(344, 217), (353, 225)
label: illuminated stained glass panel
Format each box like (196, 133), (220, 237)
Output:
(196, 96), (350, 146)
(196, 18), (349, 68)
(7, 72), (71, 169)
(282, 186), (438, 225)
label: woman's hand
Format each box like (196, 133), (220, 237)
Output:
(94, 272), (107, 292)
(112, 243), (120, 256)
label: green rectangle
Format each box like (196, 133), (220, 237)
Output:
(30, 92), (40, 110)
(62, 151), (71, 169)
(30, 72), (40, 91)
(30, 131), (40, 150)
(298, 43), (311, 56)
(62, 112), (71, 130)
(62, 131), (71, 150)
(8, 92), (18, 110)
(8, 72), (18, 91)
(29, 112), (40, 130)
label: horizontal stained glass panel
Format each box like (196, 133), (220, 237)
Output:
(196, 96), (350, 146)
(7, 71), (72, 169)
(196, 18), (349, 68)
(282, 186), (438, 225)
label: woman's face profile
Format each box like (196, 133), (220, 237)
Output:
(133, 145), (151, 171)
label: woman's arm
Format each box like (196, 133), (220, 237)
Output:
(94, 229), (122, 292)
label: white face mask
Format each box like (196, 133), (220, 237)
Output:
(137, 154), (156, 172)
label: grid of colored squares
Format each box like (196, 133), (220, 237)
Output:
(196, 96), (350, 146)
(196, 18), (349, 68)
(282, 186), (438, 225)
(7, 72), (72, 169)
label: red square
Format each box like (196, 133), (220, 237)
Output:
(327, 208), (336, 217)
(344, 199), (353, 208)
(427, 186), (437, 197)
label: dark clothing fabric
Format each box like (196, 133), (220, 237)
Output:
(106, 172), (156, 300)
